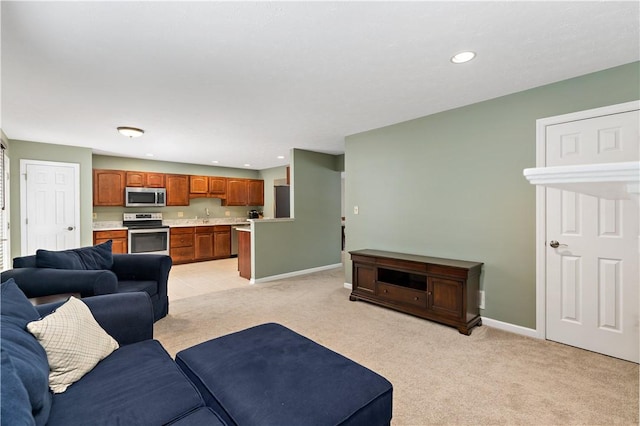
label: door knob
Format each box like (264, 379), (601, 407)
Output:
(67, 226), (74, 231)
(549, 240), (566, 248)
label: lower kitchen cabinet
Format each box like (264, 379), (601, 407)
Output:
(349, 249), (483, 335)
(170, 227), (195, 264)
(174, 225), (232, 264)
(93, 230), (128, 254)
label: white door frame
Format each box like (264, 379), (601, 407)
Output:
(20, 159), (81, 255)
(534, 100), (640, 339)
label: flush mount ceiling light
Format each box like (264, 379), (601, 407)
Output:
(117, 126), (144, 138)
(450, 51), (476, 64)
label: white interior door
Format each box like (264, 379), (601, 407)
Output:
(21, 160), (80, 255)
(545, 108), (639, 363)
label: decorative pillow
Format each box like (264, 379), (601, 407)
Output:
(35, 240), (113, 270)
(27, 296), (119, 393)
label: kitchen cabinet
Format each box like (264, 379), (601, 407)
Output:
(223, 178), (264, 206)
(93, 169), (125, 206)
(194, 225), (231, 260)
(189, 176), (209, 195)
(194, 226), (214, 260)
(170, 227), (194, 264)
(248, 179), (264, 206)
(165, 174), (190, 206)
(189, 176), (227, 199)
(93, 230), (128, 254)
(214, 226), (231, 258)
(349, 249), (483, 335)
(126, 171), (165, 188)
(209, 177), (227, 195)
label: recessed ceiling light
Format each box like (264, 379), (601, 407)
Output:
(450, 51), (476, 64)
(211, 160), (219, 164)
(117, 126), (144, 138)
(244, 164), (251, 167)
(145, 153), (154, 157)
(277, 155), (285, 159)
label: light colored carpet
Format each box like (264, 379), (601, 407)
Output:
(155, 267), (639, 425)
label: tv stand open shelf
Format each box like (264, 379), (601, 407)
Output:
(349, 249), (483, 335)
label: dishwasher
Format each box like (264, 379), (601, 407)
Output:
(231, 224), (250, 256)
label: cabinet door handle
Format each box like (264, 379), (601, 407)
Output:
(383, 289), (388, 294)
(414, 296), (419, 301)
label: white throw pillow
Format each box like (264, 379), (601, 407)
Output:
(27, 296), (119, 393)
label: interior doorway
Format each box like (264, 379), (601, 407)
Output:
(20, 159), (80, 255)
(535, 101), (639, 363)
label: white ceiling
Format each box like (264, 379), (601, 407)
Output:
(2, 1), (639, 170)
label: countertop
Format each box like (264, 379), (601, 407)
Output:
(93, 218), (251, 231)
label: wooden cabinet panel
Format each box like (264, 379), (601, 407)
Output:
(354, 264), (375, 294)
(214, 226), (231, 258)
(170, 227), (194, 264)
(125, 171), (165, 188)
(145, 173), (165, 188)
(350, 249), (483, 335)
(238, 230), (251, 279)
(225, 179), (248, 206)
(429, 277), (464, 319)
(195, 232), (214, 260)
(166, 174), (189, 206)
(209, 177), (226, 195)
(190, 176), (209, 194)
(93, 230), (128, 254)
(125, 171), (145, 187)
(224, 179), (264, 206)
(93, 169), (125, 206)
(248, 179), (264, 206)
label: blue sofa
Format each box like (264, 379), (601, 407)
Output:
(1, 279), (393, 426)
(1, 244), (172, 322)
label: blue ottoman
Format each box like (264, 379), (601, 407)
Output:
(175, 323), (393, 426)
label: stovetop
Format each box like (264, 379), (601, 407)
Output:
(123, 212), (167, 229)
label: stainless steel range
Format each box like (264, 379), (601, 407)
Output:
(123, 213), (169, 255)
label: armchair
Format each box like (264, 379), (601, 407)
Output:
(1, 243), (172, 322)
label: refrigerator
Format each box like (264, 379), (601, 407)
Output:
(274, 185), (290, 218)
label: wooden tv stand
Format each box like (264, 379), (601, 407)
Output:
(349, 250), (483, 335)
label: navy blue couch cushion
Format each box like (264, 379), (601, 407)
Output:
(176, 323), (393, 426)
(1, 348), (36, 426)
(35, 240), (113, 270)
(47, 340), (205, 426)
(0, 279), (52, 426)
(168, 407), (227, 426)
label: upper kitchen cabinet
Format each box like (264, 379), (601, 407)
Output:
(126, 171), (165, 188)
(189, 175), (209, 195)
(189, 176), (227, 199)
(223, 178), (264, 206)
(224, 179), (248, 206)
(248, 179), (264, 206)
(209, 177), (227, 196)
(165, 174), (190, 206)
(93, 169), (125, 206)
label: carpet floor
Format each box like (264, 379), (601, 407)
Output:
(154, 267), (639, 425)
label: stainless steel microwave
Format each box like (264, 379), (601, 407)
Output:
(125, 187), (166, 207)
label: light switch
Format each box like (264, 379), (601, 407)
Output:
(178, 212), (184, 218)
(353, 206), (359, 215)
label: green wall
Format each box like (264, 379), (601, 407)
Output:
(344, 61), (640, 329)
(253, 149), (342, 279)
(7, 140), (94, 255)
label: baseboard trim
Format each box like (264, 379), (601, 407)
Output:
(344, 282), (352, 290)
(481, 316), (541, 339)
(252, 263), (343, 284)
